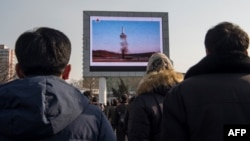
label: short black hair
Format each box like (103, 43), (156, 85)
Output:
(120, 94), (128, 103)
(15, 27), (71, 76)
(205, 22), (249, 54)
(83, 91), (92, 100)
(111, 99), (119, 106)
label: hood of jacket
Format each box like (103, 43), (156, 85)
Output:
(136, 70), (183, 95)
(0, 76), (88, 140)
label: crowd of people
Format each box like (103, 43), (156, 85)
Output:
(0, 21), (250, 141)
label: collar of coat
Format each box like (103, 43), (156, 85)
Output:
(185, 52), (250, 79)
(136, 70), (183, 96)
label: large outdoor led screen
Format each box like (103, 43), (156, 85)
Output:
(83, 11), (169, 77)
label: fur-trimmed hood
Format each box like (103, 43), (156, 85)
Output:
(136, 70), (184, 95)
(185, 52), (250, 79)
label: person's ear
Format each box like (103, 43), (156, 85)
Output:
(62, 64), (71, 80)
(15, 63), (25, 78)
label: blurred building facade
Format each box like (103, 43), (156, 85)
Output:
(0, 44), (16, 83)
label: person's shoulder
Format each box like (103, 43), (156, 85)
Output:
(0, 78), (19, 88)
(84, 103), (104, 116)
(74, 103), (105, 127)
(131, 94), (153, 108)
(116, 104), (122, 108)
(136, 91), (155, 100)
(115, 103), (125, 110)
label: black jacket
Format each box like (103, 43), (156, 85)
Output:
(128, 70), (183, 141)
(0, 76), (116, 141)
(162, 53), (250, 141)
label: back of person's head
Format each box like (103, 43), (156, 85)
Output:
(120, 94), (128, 103)
(146, 52), (174, 74)
(106, 101), (110, 106)
(205, 22), (249, 55)
(15, 27), (71, 77)
(111, 99), (118, 106)
(83, 91), (92, 100)
(92, 96), (98, 103)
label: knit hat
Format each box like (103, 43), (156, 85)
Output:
(146, 52), (174, 74)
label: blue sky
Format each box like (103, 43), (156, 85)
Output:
(1, 0), (250, 80)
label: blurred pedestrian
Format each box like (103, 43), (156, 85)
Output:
(104, 101), (111, 117)
(114, 94), (129, 141)
(108, 98), (119, 131)
(124, 96), (136, 136)
(83, 90), (92, 103)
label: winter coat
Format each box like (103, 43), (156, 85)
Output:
(0, 76), (116, 141)
(108, 105), (117, 130)
(124, 96), (135, 137)
(162, 53), (250, 141)
(128, 70), (183, 141)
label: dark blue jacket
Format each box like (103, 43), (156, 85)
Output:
(0, 76), (116, 141)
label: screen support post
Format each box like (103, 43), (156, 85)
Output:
(99, 77), (107, 105)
